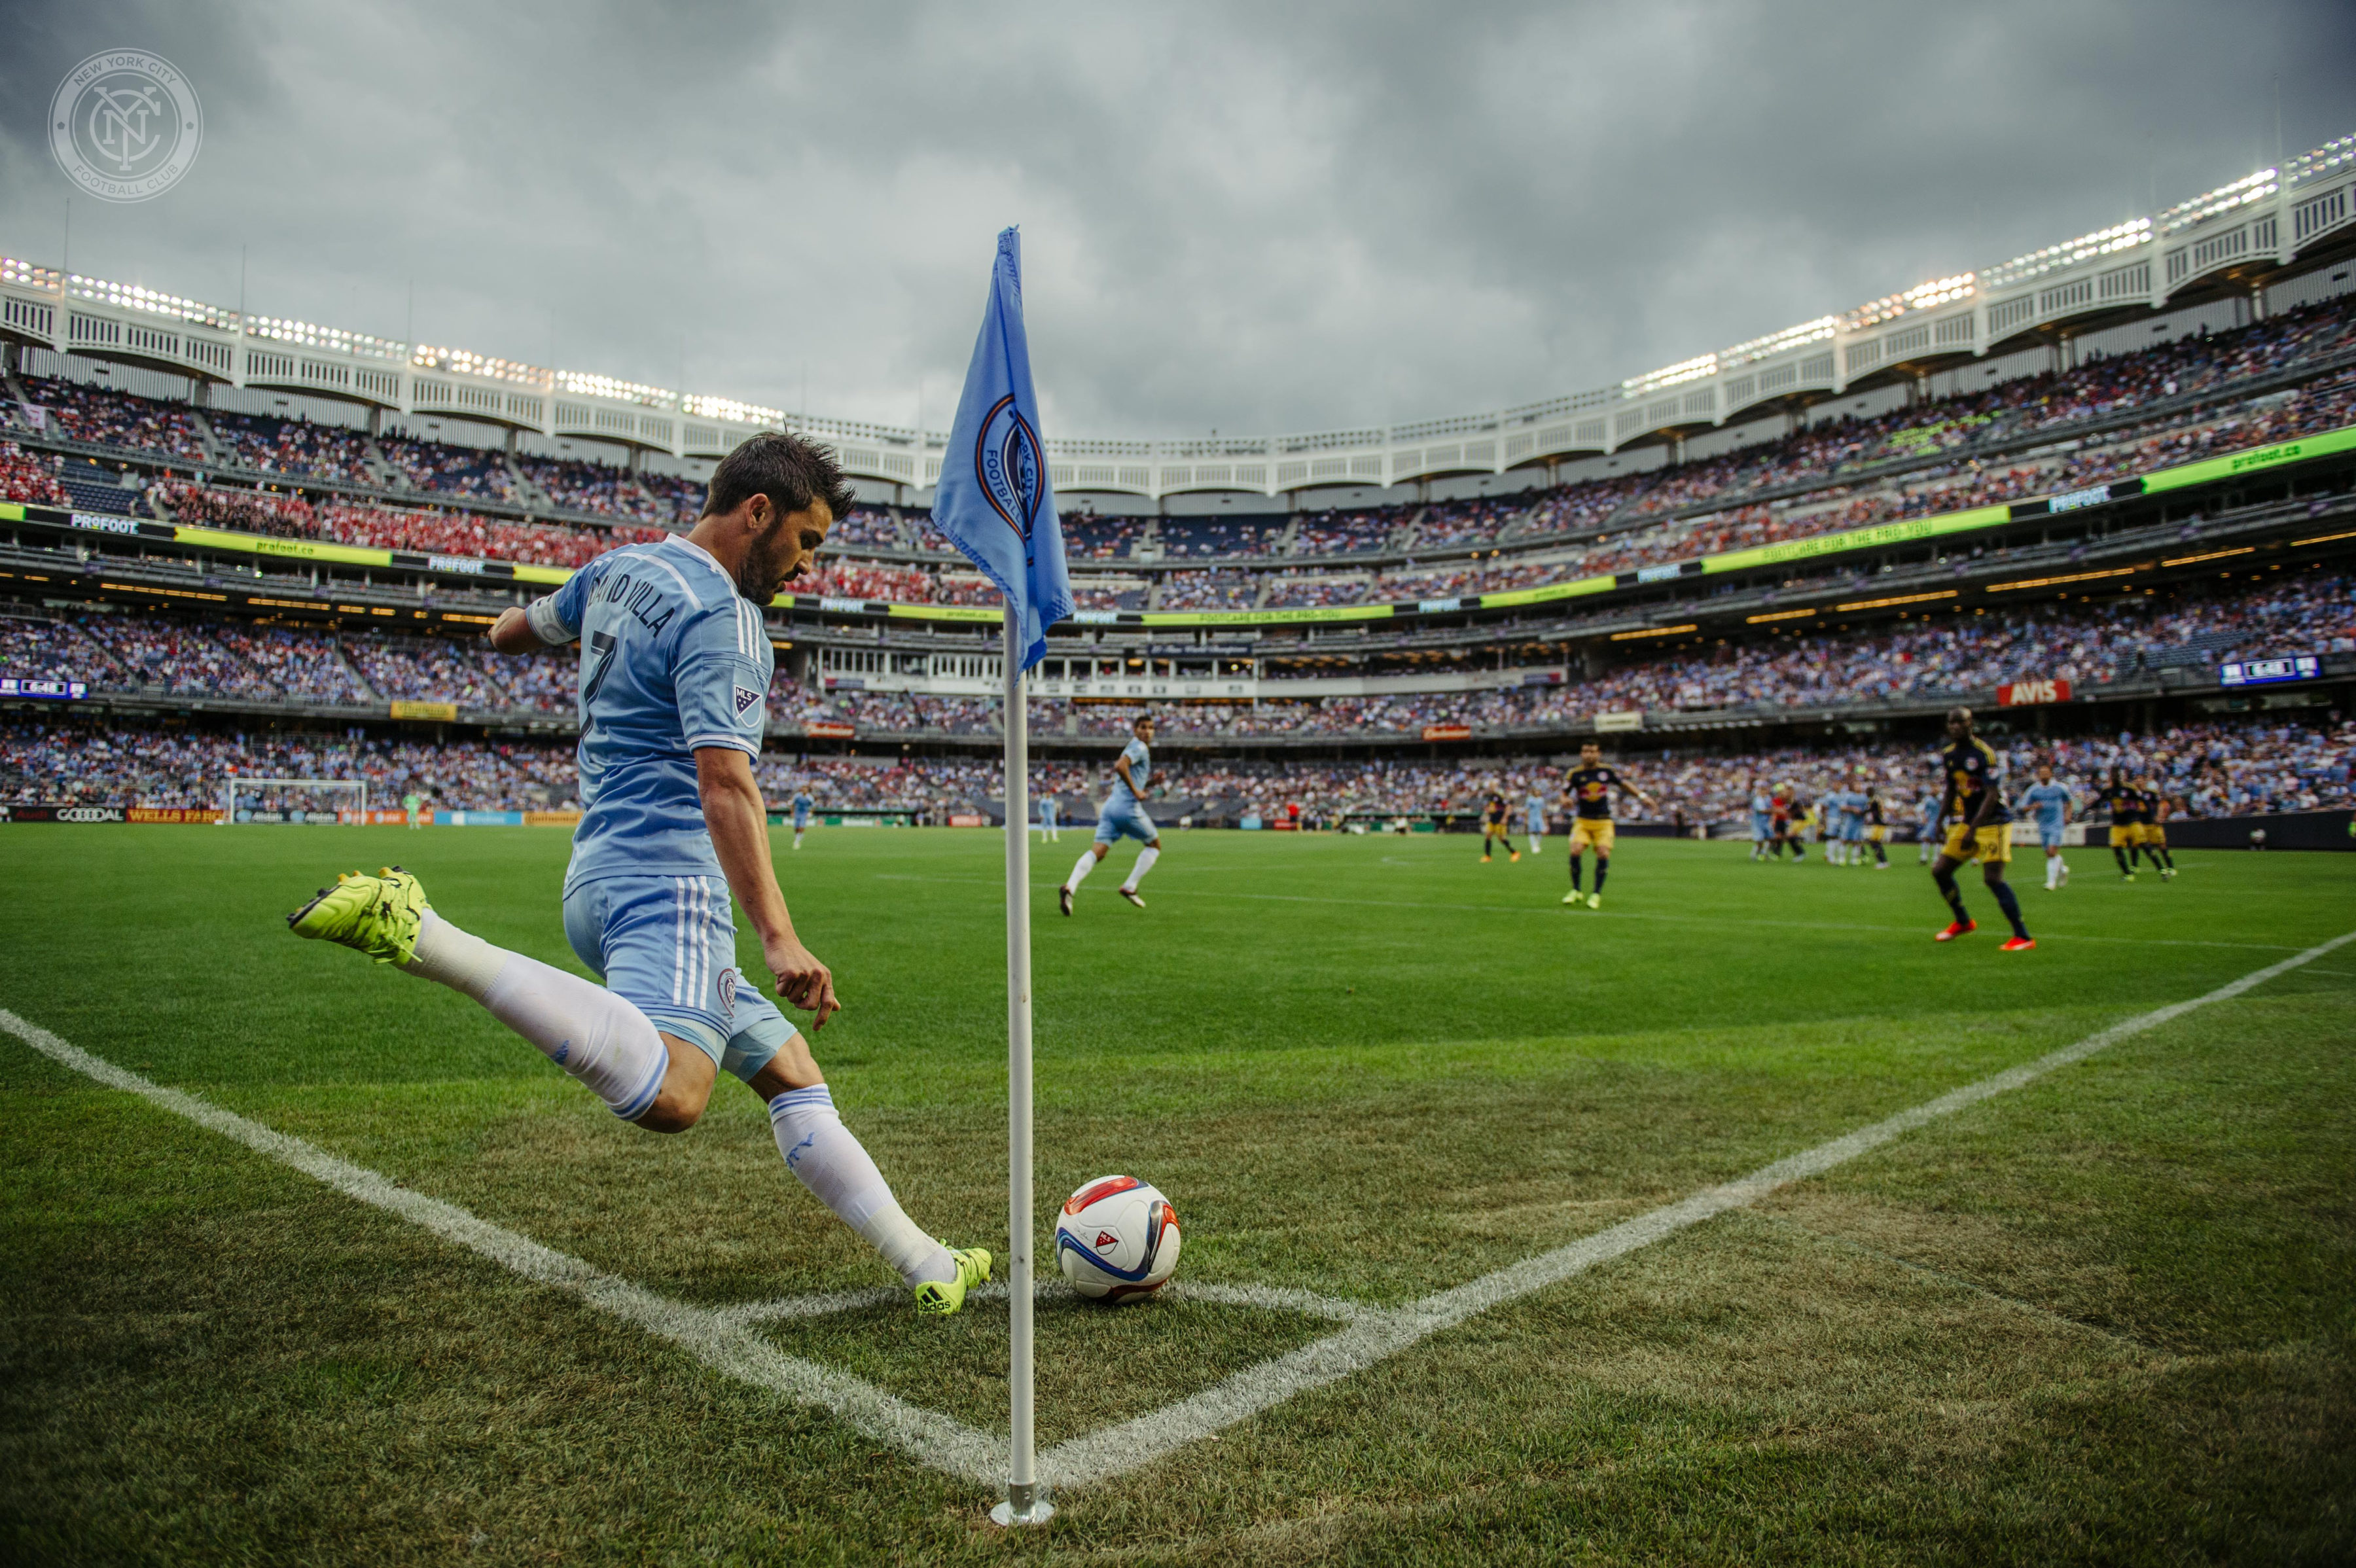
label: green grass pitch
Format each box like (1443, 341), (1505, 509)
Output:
(3, 823), (2353, 1565)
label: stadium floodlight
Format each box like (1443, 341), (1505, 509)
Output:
(2156, 169), (2279, 235)
(220, 777), (369, 825)
(1621, 355), (1717, 397)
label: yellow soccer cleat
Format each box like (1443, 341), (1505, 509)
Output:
(913, 1245), (993, 1315)
(1588, 893), (1602, 910)
(287, 866), (429, 966)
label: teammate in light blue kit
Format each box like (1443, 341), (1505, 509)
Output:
(1524, 783), (1549, 859)
(2018, 761), (2074, 891)
(1748, 781), (1773, 861)
(1039, 793), (1060, 842)
(1836, 781), (1869, 866)
(1061, 713), (1161, 913)
(287, 434), (989, 1315)
(1916, 788), (1944, 865)
(791, 787), (814, 850)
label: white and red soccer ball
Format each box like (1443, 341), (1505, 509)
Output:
(1054, 1175), (1181, 1303)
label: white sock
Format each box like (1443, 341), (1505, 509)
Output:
(1527, 836), (1542, 857)
(768, 1084), (954, 1286)
(401, 912), (668, 1120)
(1120, 846), (1160, 892)
(1065, 848), (1100, 891)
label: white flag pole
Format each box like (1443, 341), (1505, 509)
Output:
(991, 605), (1054, 1527)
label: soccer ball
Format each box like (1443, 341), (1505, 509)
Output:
(1054, 1175), (1181, 1303)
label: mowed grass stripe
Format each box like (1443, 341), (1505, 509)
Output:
(1038, 925), (2356, 1486)
(8, 927), (2344, 1493)
(0, 1005), (1005, 1487)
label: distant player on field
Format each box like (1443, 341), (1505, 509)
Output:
(791, 786), (814, 850)
(2017, 762), (2071, 891)
(1748, 780), (1773, 861)
(1770, 783), (1803, 861)
(1480, 791), (1517, 863)
(1039, 791), (1060, 843)
(2100, 768), (2144, 880)
(1928, 706), (2034, 950)
(1061, 713), (1160, 912)
(1915, 787), (1943, 866)
(2135, 772), (2178, 881)
(1560, 742), (1654, 908)
(287, 433), (991, 1314)
(1861, 785), (1891, 868)
(1524, 782), (1548, 860)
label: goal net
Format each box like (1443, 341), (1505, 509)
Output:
(222, 776), (370, 825)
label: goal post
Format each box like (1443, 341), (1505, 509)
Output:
(221, 777), (370, 825)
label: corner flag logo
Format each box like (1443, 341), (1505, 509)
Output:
(50, 50), (203, 203)
(975, 393), (1046, 544)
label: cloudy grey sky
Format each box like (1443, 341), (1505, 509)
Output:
(3, 1), (2351, 440)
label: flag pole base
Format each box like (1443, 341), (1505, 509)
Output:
(990, 1481), (1056, 1527)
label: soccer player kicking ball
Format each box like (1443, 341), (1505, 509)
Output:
(1560, 742), (1653, 908)
(287, 435), (991, 1314)
(1061, 714), (1160, 913)
(2018, 762), (2072, 891)
(1929, 706), (2034, 952)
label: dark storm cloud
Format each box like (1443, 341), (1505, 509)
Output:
(3, 1), (2351, 440)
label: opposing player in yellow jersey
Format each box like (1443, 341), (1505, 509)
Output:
(1480, 791), (1518, 863)
(1560, 741), (1654, 908)
(2135, 772), (2179, 881)
(1929, 707), (2035, 951)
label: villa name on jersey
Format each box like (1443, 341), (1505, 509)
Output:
(595, 569), (679, 636)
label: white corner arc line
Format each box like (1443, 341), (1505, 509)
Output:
(1035, 926), (2356, 1488)
(3, 926), (2348, 1495)
(0, 1006), (1003, 1488)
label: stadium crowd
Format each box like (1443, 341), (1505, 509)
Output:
(6, 294), (2351, 598)
(6, 711), (2346, 824)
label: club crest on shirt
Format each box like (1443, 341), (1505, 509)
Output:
(734, 684), (762, 721)
(717, 967), (737, 1018)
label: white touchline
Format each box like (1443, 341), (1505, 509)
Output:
(3, 924), (2347, 1495)
(0, 1007), (1003, 1489)
(1031, 925), (2356, 1488)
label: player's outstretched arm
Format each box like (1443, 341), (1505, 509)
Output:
(696, 747), (840, 1029)
(487, 605), (544, 654)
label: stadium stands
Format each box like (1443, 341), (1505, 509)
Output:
(207, 412), (377, 485)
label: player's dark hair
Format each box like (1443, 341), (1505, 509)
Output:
(702, 431), (857, 526)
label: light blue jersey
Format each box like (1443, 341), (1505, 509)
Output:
(1107, 737), (1152, 808)
(529, 535), (774, 891)
(2021, 781), (2071, 847)
(1749, 791), (1772, 837)
(1524, 791), (1547, 832)
(1916, 793), (1944, 834)
(1837, 788), (1868, 839)
(791, 792), (813, 828)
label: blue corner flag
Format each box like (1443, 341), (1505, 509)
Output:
(930, 228), (1072, 671)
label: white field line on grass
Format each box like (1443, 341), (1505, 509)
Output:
(0, 1007), (1002, 1488)
(873, 874), (2303, 952)
(5, 926), (2349, 1493)
(1034, 925), (2356, 1486)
